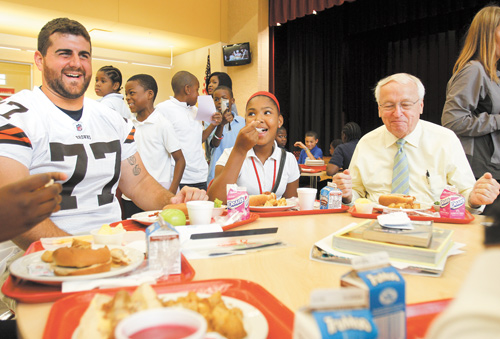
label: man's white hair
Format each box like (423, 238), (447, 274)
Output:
(374, 73), (426, 103)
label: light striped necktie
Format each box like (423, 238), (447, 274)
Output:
(391, 139), (410, 194)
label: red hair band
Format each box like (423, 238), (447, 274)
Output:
(246, 91), (280, 112)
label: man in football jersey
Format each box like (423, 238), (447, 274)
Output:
(0, 18), (206, 249)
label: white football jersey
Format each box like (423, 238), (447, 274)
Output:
(0, 87), (137, 234)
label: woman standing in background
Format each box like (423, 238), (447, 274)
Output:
(442, 5), (500, 213)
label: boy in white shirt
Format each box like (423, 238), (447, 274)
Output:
(123, 74), (186, 217)
(156, 71), (222, 190)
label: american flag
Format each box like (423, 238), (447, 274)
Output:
(203, 49), (211, 95)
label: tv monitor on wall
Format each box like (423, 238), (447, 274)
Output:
(223, 42), (251, 66)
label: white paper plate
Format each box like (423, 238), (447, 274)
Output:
(130, 210), (162, 225)
(9, 247), (144, 285)
(160, 292), (269, 339)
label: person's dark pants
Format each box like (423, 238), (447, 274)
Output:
(122, 199), (144, 220)
(180, 182), (207, 191)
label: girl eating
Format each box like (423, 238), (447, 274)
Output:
(208, 91), (299, 203)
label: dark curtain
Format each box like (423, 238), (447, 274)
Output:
(269, 0), (355, 26)
(273, 0), (494, 152)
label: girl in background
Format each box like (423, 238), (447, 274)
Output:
(208, 91), (299, 203)
(95, 65), (132, 119)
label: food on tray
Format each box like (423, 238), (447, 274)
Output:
(164, 291), (247, 339)
(249, 192), (287, 207)
(163, 203), (189, 217)
(75, 284), (247, 339)
(214, 198), (223, 208)
(97, 223), (124, 235)
(159, 208), (187, 226)
(378, 194), (420, 209)
(41, 239), (129, 276)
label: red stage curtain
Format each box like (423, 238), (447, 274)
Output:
(269, 0), (355, 26)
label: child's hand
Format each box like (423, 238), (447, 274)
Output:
(234, 121), (259, 152)
(211, 112), (223, 126)
(294, 141), (306, 149)
(223, 111), (234, 124)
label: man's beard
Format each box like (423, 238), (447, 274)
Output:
(44, 64), (90, 100)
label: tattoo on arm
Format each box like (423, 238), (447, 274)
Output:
(127, 155), (141, 176)
(133, 165), (141, 176)
(127, 155), (137, 166)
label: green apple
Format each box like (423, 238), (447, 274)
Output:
(160, 209), (186, 226)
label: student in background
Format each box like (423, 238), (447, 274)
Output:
(207, 86), (245, 184)
(206, 72), (239, 116)
(329, 139), (343, 156)
(327, 122), (361, 176)
(156, 71), (222, 190)
(122, 74), (186, 218)
(208, 91), (300, 203)
(295, 131), (323, 164)
(95, 65), (132, 119)
(276, 126), (288, 148)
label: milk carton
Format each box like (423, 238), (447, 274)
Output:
(439, 185), (465, 219)
(320, 182), (342, 209)
(340, 252), (406, 339)
(294, 288), (378, 339)
(226, 184), (250, 221)
(146, 219), (181, 275)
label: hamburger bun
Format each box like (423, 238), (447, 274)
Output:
(378, 194), (416, 207)
(52, 246), (111, 268)
(53, 261), (112, 276)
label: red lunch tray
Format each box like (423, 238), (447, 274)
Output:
(2, 240), (195, 303)
(256, 204), (349, 218)
(348, 206), (475, 224)
(299, 164), (327, 172)
(406, 298), (452, 338)
(113, 212), (260, 232)
(42, 278), (294, 339)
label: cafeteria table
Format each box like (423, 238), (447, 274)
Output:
(15, 212), (485, 338)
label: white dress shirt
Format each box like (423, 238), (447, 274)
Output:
(132, 109), (181, 187)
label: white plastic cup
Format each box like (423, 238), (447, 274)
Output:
(186, 201), (214, 225)
(114, 308), (207, 339)
(297, 188), (317, 211)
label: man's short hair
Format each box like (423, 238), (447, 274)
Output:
(38, 18), (91, 56)
(127, 74), (158, 102)
(305, 130), (318, 140)
(374, 73), (425, 104)
(171, 71), (198, 94)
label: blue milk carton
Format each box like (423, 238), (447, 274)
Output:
(294, 288), (378, 339)
(340, 252), (406, 339)
(320, 182), (342, 209)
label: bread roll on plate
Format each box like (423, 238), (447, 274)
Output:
(249, 193), (277, 206)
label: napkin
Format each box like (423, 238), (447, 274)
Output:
(377, 212), (413, 229)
